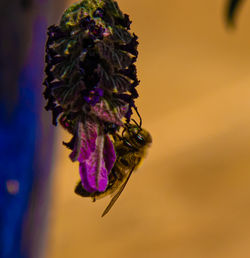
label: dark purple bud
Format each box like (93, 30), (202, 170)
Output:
(115, 14), (132, 29)
(82, 37), (94, 48)
(83, 88), (103, 106)
(45, 97), (56, 111)
(45, 65), (52, 75)
(88, 20), (96, 32)
(92, 25), (105, 40)
(45, 54), (53, 65)
(43, 87), (51, 99)
(46, 55), (64, 65)
(117, 34), (138, 56)
(129, 87), (139, 98)
(81, 55), (99, 73)
(119, 64), (137, 81)
(79, 16), (91, 29)
(93, 8), (104, 18)
(52, 106), (64, 126)
(43, 79), (50, 88)
(50, 81), (63, 89)
(63, 135), (76, 150)
(47, 25), (66, 40)
(79, 66), (85, 75)
(131, 79), (140, 88)
(44, 72), (54, 84)
(59, 114), (75, 133)
(123, 14), (132, 29)
(46, 47), (57, 57)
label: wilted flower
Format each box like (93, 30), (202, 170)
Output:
(43, 0), (140, 192)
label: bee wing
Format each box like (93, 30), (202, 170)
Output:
(101, 165), (135, 217)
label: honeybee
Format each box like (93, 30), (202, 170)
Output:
(75, 120), (152, 217)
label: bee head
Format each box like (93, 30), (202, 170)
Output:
(124, 123), (152, 149)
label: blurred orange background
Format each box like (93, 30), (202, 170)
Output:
(46, 1), (250, 257)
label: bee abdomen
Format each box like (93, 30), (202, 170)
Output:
(112, 166), (124, 181)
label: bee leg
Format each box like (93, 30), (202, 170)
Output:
(112, 133), (121, 142)
(113, 167), (123, 181)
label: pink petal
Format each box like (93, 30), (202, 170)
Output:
(70, 119), (117, 193)
(79, 134), (108, 192)
(69, 120), (98, 162)
(79, 162), (97, 193)
(79, 134), (116, 192)
(90, 100), (128, 126)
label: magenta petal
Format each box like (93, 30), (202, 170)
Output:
(91, 100), (128, 126)
(79, 162), (97, 193)
(76, 121), (116, 193)
(69, 120), (98, 162)
(80, 134), (109, 192)
(103, 135), (116, 173)
(78, 121), (97, 162)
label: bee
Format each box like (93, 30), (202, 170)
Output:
(75, 119), (152, 217)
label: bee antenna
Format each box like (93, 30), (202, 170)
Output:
(113, 133), (122, 141)
(133, 106), (142, 127)
(121, 126), (127, 138)
(131, 119), (141, 129)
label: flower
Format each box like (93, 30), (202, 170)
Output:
(83, 88), (104, 106)
(43, 0), (140, 193)
(68, 118), (116, 192)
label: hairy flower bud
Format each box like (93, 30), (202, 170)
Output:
(43, 0), (140, 193)
(43, 0), (139, 129)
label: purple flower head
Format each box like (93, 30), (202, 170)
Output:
(43, 0), (142, 195)
(43, 0), (139, 125)
(83, 88), (104, 106)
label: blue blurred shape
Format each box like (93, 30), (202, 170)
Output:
(0, 14), (49, 258)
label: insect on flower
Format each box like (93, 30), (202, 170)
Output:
(43, 0), (151, 215)
(75, 114), (152, 216)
